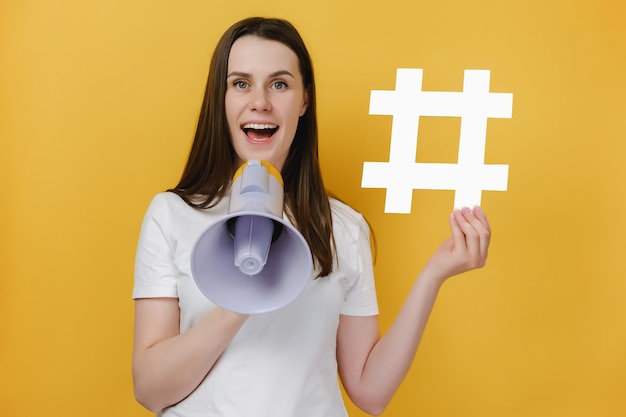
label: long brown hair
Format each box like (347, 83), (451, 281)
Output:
(169, 17), (334, 277)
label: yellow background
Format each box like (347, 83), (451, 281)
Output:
(1, 0), (624, 416)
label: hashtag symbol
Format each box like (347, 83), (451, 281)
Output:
(361, 69), (513, 213)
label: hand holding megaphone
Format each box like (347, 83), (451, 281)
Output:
(190, 160), (313, 314)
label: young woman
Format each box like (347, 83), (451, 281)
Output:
(132, 17), (491, 417)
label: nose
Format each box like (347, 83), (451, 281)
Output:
(249, 88), (272, 112)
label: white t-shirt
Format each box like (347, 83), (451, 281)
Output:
(133, 191), (379, 417)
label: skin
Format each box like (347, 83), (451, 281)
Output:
(336, 206), (490, 414)
(132, 35), (492, 415)
(225, 36), (308, 171)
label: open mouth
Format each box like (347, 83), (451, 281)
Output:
(242, 123), (278, 142)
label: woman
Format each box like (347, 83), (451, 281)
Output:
(132, 17), (491, 417)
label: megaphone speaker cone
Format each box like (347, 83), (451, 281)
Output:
(191, 159), (313, 314)
(190, 212), (313, 314)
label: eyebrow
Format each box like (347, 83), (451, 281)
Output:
(226, 70), (295, 79)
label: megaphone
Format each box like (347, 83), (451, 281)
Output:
(190, 160), (313, 314)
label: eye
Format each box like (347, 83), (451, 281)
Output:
(272, 81), (287, 90)
(233, 80), (248, 89)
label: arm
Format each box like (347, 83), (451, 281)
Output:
(337, 206), (491, 415)
(132, 298), (248, 412)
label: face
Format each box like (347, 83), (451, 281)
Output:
(225, 35), (309, 171)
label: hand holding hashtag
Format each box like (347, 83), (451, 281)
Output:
(424, 206), (491, 283)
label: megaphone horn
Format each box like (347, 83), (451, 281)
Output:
(190, 160), (313, 314)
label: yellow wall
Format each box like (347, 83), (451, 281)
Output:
(1, 0), (624, 416)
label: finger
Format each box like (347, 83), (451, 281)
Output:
(471, 206), (491, 256)
(456, 207), (481, 256)
(472, 206), (491, 233)
(458, 206), (488, 233)
(449, 210), (467, 252)
(453, 208), (480, 256)
(458, 207), (490, 256)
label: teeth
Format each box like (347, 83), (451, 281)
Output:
(243, 123), (277, 130)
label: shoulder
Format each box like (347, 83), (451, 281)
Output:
(144, 192), (214, 218)
(135, 192), (229, 258)
(146, 191), (188, 211)
(140, 192), (214, 233)
(330, 198), (370, 244)
(330, 198), (363, 223)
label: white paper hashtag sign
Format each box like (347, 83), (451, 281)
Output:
(361, 69), (513, 213)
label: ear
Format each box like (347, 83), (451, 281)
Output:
(299, 88), (309, 117)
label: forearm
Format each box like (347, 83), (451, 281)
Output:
(341, 207), (491, 414)
(359, 270), (444, 412)
(360, 207), (491, 408)
(133, 307), (248, 412)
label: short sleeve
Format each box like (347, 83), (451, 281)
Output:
(331, 200), (379, 316)
(132, 194), (179, 299)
